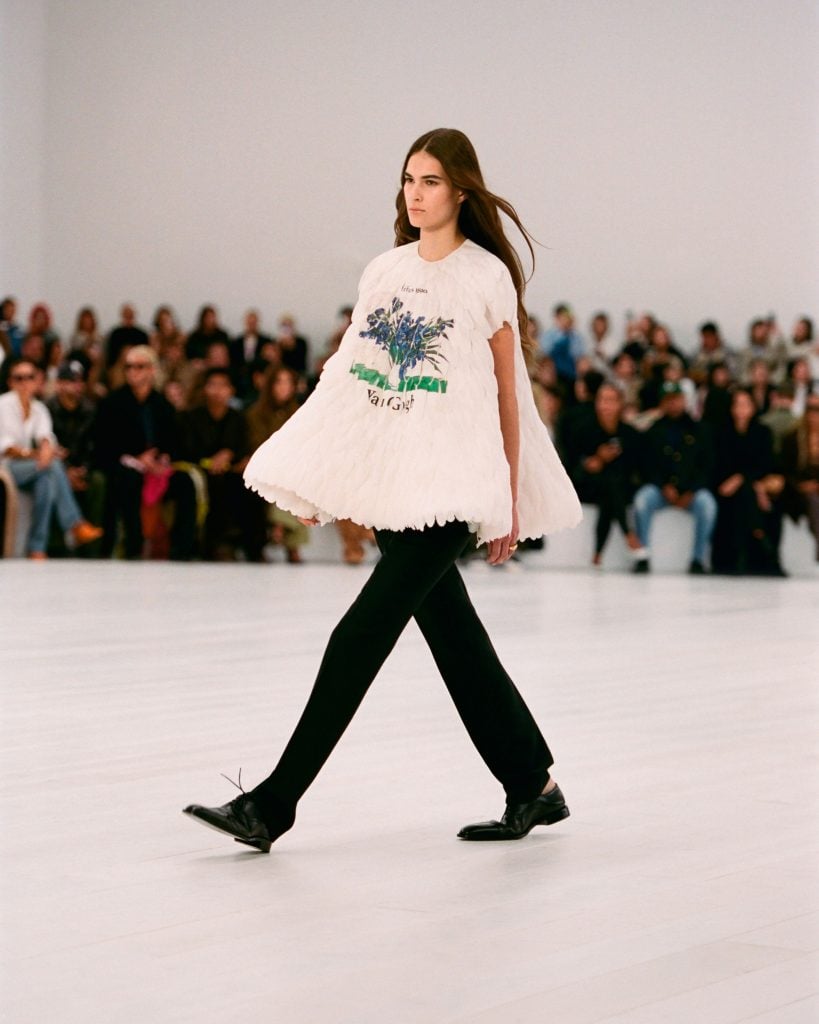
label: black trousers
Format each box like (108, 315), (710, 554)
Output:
(101, 465), (197, 560)
(576, 474), (632, 555)
(251, 520), (553, 830)
(712, 483), (784, 574)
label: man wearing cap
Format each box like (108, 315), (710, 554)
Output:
(632, 381), (717, 574)
(46, 360), (105, 550)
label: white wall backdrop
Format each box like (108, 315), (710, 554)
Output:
(3, 0), (818, 354)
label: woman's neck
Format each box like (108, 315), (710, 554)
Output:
(417, 226), (465, 263)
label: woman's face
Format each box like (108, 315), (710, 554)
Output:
(79, 311), (95, 333)
(595, 385), (622, 421)
(403, 151), (463, 235)
(712, 366), (730, 388)
(271, 372), (296, 404)
(791, 359), (810, 384)
(614, 354), (635, 378)
(731, 391), (756, 425)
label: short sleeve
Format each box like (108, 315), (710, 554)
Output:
(483, 266), (518, 339)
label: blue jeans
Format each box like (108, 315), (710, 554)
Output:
(7, 458), (83, 554)
(633, 484), (717, 565)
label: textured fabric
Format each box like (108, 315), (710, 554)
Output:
(244, 240), (581, 544)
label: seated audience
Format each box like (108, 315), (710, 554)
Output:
(180, 368), (265, 561)
(639, 323), (688, 383)
(27, 303), (61, 367)
(699, 361), (734, 428)
(186, 305), (229, 362)
(150, 305), (186, 358)
(632, 381), (717, 574)
(780, 393), (819, 562)
(747, 358), (775, 415)
(787, 357), (815, 418)
(621, 312), (657, 364)
(230, 309), (272, 397)
(689, 321), (735, 385)
(3, 292), (813, 572)
(184, 339), (239, 409)
(105, 303), (149, 380)
(540, 303), (585, 397)
(246, 365), (310, 562)
(759, 385), (797, 455)
(739, 318), (788, 384)
(45, 360), (105, 551)
(786, 316), (813, 361)
(1, 297), (24, 358)
(0, 358), (102, 558)
(274, 314), (309, 376)
(610, 352), (642, 415)
(561, 382), (642, 566)
(586, 311), (619, 374)
(93, 345), (196, 560)
(711, 388), (785, 576)
(67, 306), (106, 397)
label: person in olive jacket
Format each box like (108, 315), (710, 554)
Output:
(632, 381), (717, 573)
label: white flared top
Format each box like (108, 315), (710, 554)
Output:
(244, 240), (581, 544)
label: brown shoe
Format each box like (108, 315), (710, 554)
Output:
(72, 521), (103, 547)
(28, 551), (48, 561)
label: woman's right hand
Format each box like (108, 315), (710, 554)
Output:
(487, 505), (519, 565)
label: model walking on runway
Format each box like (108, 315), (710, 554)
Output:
(184, 128), (582, 852)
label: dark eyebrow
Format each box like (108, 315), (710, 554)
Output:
(403, 173), (444, 182)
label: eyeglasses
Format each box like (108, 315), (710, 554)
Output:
(10, 373), (36, 382)
(125, 362), (152, 370)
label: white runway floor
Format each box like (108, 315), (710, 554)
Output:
(2, 557), (818, 1023)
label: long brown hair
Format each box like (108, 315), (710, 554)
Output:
(394, 128), (535, 350)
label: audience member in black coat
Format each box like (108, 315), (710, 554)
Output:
(180, 368), (266, 561)
(93, 345), (196, 559)
(274, 314), (309, 375)
(46, 360), (105, 551)
(230, 310), (273, 399)
(186, 305), (230, 361)
(632, 381), (717, 573)
(561, 382), (642, 565)
(699, 362), (734, 429)
(711, 389), (786, 575)
(105, 303), (149, 373)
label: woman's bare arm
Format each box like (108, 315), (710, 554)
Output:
(487, 322), (519, 564)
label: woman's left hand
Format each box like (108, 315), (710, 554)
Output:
(487, 506), (519, 565)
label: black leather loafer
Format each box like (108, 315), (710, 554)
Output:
(183, 793), (274, 853)
(457, 784), (570, 841)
